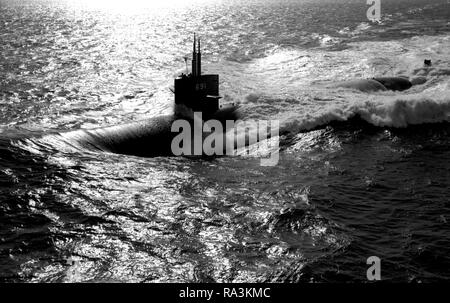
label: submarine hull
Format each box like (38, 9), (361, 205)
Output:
(372, 77), (412, 91)
(59, 106), (242, 158)
(60, 115), (177, 157)
(331, 77), (413, 92)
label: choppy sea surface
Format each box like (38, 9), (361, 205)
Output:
(1, 0), (450, 282)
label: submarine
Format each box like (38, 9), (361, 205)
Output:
(55, 34), (241, 158)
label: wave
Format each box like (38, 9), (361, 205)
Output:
(279, 94), (450, 135)
(338, 22), (373, 37)
(233, 33), (450, 136)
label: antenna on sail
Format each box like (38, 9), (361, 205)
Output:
(192, 33), (197, 77)
(183, 56), (188, 74)
(197, 37), (201, 76)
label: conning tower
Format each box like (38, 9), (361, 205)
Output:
(174, 34), (221, 116)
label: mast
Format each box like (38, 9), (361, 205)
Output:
(192, 33), (197, 77)
(197, 37), (201, 76)
(183, 56), (188, 74)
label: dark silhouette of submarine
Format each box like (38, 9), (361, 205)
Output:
(61, 34), (240, 157)
(331, 76), (413, 92)
(57, 37), (427, 157)
(331, 59), (431, 92)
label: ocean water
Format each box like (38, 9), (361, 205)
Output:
(1, 0), (450, 282)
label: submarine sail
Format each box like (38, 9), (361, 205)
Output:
(174, 34), (222, 117)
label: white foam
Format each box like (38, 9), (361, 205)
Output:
(225, 34), (450, 133)
(277, 88), (450, 133)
